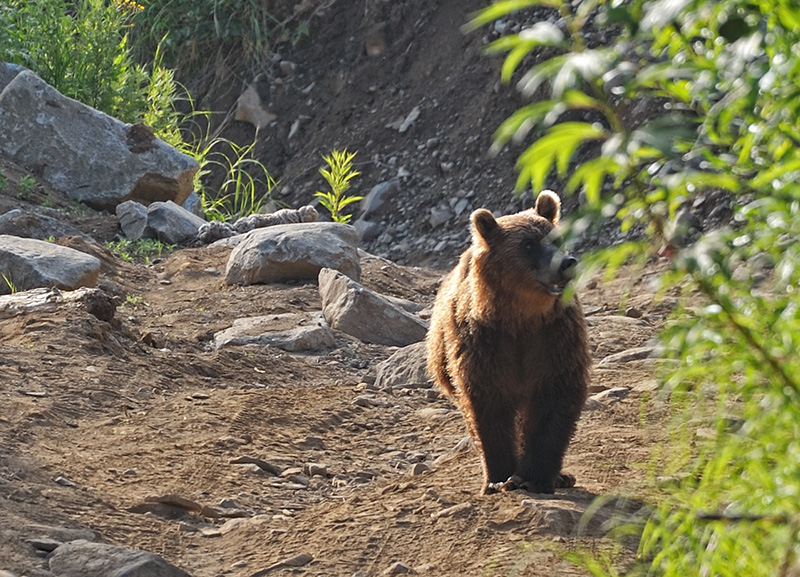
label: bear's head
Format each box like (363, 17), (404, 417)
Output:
(470, 190), (577, 300)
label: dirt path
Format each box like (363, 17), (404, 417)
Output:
(0, 240), (669, 576)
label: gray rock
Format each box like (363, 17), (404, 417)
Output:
(0, 62), (25, 91)
(48, 540), (191, 577)
(597, 346), (658, 367)
(214, 313), (335, 352)
(352, 218), (382, 242)
(182, 192), (204, 217)
(0, 236), (100, 295)
(225, 223), (360, 285)
(0, 210), (89, 241)
(318, 268), (427, 346)
(19, 524), (97, 543)
(146, 201), (206, 244)
(116, 201), (148, 241)
(358, 180), (398, 221)
(0, 70), (197, 211)
(590, 387), (630, 403)
(429, 204), (453, 228)
(374, 342), (431, 389)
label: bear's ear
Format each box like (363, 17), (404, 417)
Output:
(535, 190), (561, 225)
(471, 208), (499, 243)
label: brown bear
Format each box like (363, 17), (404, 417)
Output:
(426, 190), (590, 495)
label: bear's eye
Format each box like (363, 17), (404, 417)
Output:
(523, 239), (536, 251)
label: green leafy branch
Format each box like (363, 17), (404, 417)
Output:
(314, 149), (362, 224)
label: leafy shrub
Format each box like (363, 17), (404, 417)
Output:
(469, 0), (800, 575)
(129, 0), (280, 67)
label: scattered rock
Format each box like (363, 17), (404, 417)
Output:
(374, 342), (431, 389)
(382, 561), (413, 575)
(235, 84), (277, 133)
(48, 540), (191, 577)
(431, 502), (474, 520)
(116, 201), (149, 241)
(318, 268), (427, 346)
(214, 313), (335, 352)
(624, 306), (643, 319)
(146, 200), (207, 245)
(589, 387), (630, 403)
(24, 538), (62, 552)
(410, 463), (430, 476)
(0, 66), (197, 210)
(225, 223), (361, 285)
(598, 346), (658, 366)
(250, 552), (312, 577)
(0, 210), (90, 241)
(0, 236), (101, 295)
(228, 456), (284, 476)
(358, 180), (399, 221)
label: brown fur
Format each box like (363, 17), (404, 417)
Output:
(426, 190), (590, 494)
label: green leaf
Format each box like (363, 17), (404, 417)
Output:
(517, 122), (608, 191)
(566, 156), (622, 206)
(463, 0), (564, 33)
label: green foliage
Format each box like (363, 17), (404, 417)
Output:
(470, 0), (800, 575)
(315, 149), (362, 224)
(201, 139), (277, 222)
(129, 0), (282, 67)
(105, 238), (175, 264)
(16, 175), (36, 200)
(0, 0), (189, 137)
(0, 169), (7, 195)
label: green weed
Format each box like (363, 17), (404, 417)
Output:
(0, 170), (7, 194)
(1, 273), (18, 294)
(16, 175), (36, 200)
(201, 139), (276, 222)
(314, 149), (362, 224)
(106, 238), (175, 264)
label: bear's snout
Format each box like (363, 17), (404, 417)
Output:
(559, 256), (578, 277)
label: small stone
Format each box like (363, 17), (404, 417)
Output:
(25, 538), (61, 552)
(410, 463), (430, 476)
(431, 502), (474, 520)
(54, 476), (76, 487)
(383, 561), (412, 575)
(625, 306), (643, 318)
(304, 463), (328, 477)
(589, 387), (630, 403)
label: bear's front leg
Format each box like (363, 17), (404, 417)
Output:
(463, 392), (517, 494)
(514, 379), (583, 493)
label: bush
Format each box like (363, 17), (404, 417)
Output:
(470, 0), (800, 575)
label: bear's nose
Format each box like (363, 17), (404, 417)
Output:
(559, 256), (578, 275)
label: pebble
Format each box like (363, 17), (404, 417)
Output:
(383, 561), (412, 575)
(590, 387), (630, 403)
(411, 463), (430, 476)
(54, 475), (76, 487)
(431, 502), (474, 520)
(24, 537), (61, 552)
(304, 463), (328, 477)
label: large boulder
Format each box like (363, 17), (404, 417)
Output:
(225, 222), (360, 285)
(49, 540), (191, 577)
(0, 209), (91, 241)
(0, 235), (100, 295)
(318, 268), (428, 346)
(0, 65), (198, 211)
